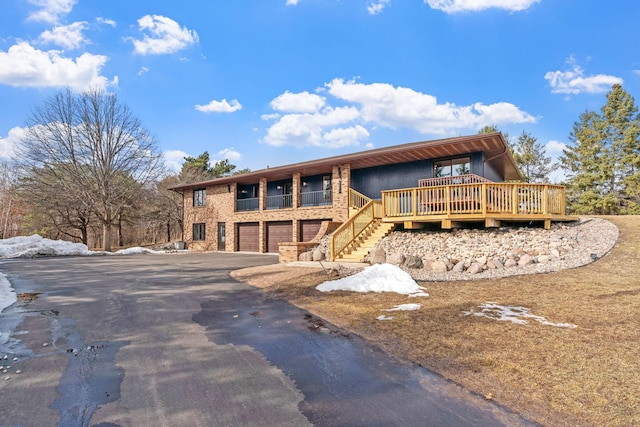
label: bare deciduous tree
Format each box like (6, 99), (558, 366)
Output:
(16, 89), (164, 251)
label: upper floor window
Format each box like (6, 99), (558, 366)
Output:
(193, 188), (206, 206)
(434, 157), (471, 178)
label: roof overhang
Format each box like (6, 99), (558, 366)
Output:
(170, 132), (522, 191)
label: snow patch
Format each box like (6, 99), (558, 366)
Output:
(382, 303), (422, 311)
(0, 235), (165, 259)
(0, 273), (16, 313)
(316, 264), (428, 296)
(462, 303), (578, 328)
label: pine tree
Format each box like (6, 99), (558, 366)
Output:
(512, 131), (559, 183)
(560, 84), (640, 214)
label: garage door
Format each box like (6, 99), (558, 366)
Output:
(300, 219), (325, 242)
(237, 222), (259, 252)
(267, 221), (292, 253)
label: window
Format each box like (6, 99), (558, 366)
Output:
(193, 188), (206, 206)
(193, 223), (206, 241)
(434, 157), (471, 178)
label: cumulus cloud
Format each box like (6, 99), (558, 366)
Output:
(38, 22), (88, 50)
(28, 0), (77, 23)
(263, 105), (367, 148)
(368, 0), (391, 15)
(163, 149), (190, 173)
(0, 42), (111, 91)
(545, 140), (567, 154)
(545, 59), (623, 95)
(217, 148), (242, 161)
(130, 15), (199, 55)
(262, 79), (535, 148)
(195, 99), (242, 113)
(326, 78), (535, 133)
(286, 0), (301, 5)
(0, 127), (27, 160)
(426, 0), (540, 13)
(270, 91), (326, 113)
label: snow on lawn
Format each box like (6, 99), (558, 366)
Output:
(316, 263), (429, 296)
(375, 303), (422, 321)
(462, 302), (578, 328)
(0, 235), (165, 259)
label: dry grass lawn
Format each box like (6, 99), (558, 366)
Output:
(231, 215), (640, 427)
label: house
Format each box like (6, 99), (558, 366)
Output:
(170, 132), (574, 262)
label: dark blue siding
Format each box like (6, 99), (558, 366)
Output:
(350, 152), (495, 199)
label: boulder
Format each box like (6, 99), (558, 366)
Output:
(452, 261), (465, 273)
(403, 255), (423, 269)
(369, 247), (386, 264)
(467, 263), (483, 274)
(431, 260), (448, 273)
(312, 248), (325, 261)
(504, 259), (517, 268)
(299, 251), (313, 262)
(387, 253), (406, 266)
(518, 254), (534, 266)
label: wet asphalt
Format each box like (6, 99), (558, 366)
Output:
(0, 253), (537, 427)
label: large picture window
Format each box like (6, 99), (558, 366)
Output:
(193, 223), (206, 241)
(433, 157), (471, 178)
(193, 188), (206, 206)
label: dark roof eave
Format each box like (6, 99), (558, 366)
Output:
(169, 132), (523, 191)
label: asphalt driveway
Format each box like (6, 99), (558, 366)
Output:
(0, 253), (535, 426)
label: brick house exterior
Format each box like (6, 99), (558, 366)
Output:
(171, 133), (522, 255)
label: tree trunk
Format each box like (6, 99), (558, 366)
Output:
(118, 214), (124, 247)
(103, 223), (112, 252)
(166, 220), (171, 243)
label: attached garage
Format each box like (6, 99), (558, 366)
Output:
(266, 221), (292, 253)
(300, 219), (326, 243)
(237, 222), (259, 252)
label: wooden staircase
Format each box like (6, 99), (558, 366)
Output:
(334, 220), (395, 262)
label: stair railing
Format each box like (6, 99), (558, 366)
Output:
(330, 199), (382, 261)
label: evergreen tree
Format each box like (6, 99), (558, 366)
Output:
(560, 84), (640, 214)
(512, 131), (559, 183)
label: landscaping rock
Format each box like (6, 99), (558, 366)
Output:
(431, 260), (448, 273)
(369, 247), (386, 264)
(403, 255), (423, 269)
(386, 253), (406, 266)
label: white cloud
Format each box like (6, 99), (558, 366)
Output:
(195, 99), (242, 113)
(634, 70), (640, 76)
(368, 0), (391, 15)
(38, 22), (88, 50)
(545, 139), (567, 154)
(325, 78), (535, 134)
(286, 0), (301, 5)
(426, 0), (540, 13)
(270, 91), (326, 113)
(131, 15), (199, 55)
(28, 0), (77, 23)
(545, 59), (623, 95)
(96, 17), (116, 27)
(137, 66), (149, 76)
(262, 78), (535, 148)
(0, 42), (111, 91)
(263, 106), (367, 148)
(163, 149), (190, 173)
(0, 127), (27, 160)
(217, 148), (242, 161)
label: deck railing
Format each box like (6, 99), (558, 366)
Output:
(300, 190), (332, 207)
(330, 199), (382, 261)
(266, 194), (293, 210)
(349, 188), (372, 210)
(382, 182), (566, 218)
(418, 173), (492, 187)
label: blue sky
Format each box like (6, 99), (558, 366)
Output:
(0, 0), (638, 182)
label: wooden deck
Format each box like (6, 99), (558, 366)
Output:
(381, 182), (577, 229)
